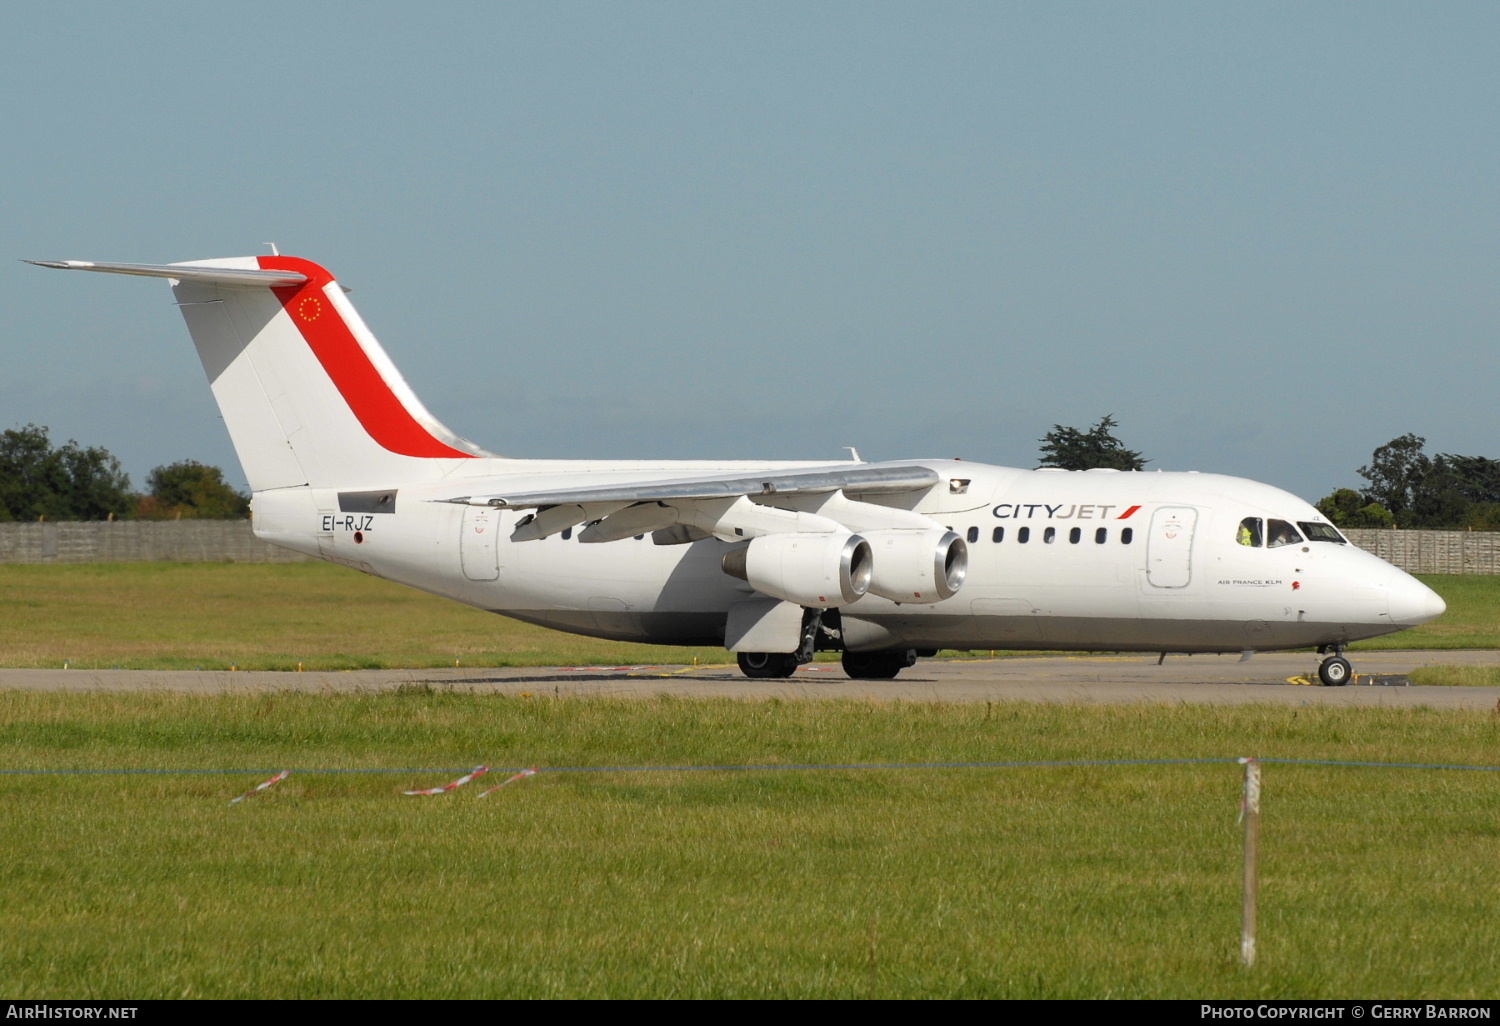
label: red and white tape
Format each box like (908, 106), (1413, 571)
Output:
(477, 767), (537, 798)
(403, 765), (489, 796)
(230, 770), (290, 805)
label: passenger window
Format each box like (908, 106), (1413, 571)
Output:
(992, 526), (1004, 543)
(1266, 519), (1303, 549)
(1121, 528), (1133, 544)
(1044, 527), (1056, 544)
(967, 526), (979, 544)
(1095, 527), (1107, 544)
(1298, 522), (1345, 544)
(1018, 527), (1030, 544)
(1069, 527), (1081, 544)
(1237, 517), (1263, 548)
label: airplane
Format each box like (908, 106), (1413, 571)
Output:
(29, 254), (1446, 685)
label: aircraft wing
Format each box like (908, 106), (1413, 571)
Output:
(440, 463), (946, 543)
(444, 464), (938, 509)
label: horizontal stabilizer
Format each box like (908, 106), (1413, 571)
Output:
(25, 259), (308, 288)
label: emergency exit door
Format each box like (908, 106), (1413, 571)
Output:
(1146, 506), (1197, 588)
(460, 506), (500, 581)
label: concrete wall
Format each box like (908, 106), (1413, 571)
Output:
(0, 520), (1494, 574)
(1341, 529), (1500, 576)
(0, 520), (310, 564)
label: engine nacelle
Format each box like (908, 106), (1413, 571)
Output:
(722, 531), (873, 608)
(862, 528), (968, 603)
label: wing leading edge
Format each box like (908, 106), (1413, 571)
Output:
(24, 259), (309, 288)
(442, 463), (939, 509)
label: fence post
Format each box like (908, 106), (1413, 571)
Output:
(1239, 756), (1261, 967)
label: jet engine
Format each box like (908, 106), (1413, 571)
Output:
(722, 531), (873, 607)
(861, 528), (968, 603)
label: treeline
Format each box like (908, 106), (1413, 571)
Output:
(1037, 418), (1500, 532)
(0, 425), (248, 522)
(1316, 434), (1500, 531)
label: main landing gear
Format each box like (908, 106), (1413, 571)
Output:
(736, 651), (800, 679)
(733, 609), (924, 681)
(736, 607), (838, 679)
(1317, 647), (1353, 687)
(737, 648), (923, 680)
(842, 649), (918, 680)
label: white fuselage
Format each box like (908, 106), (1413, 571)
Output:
(251, 458), (1443, 656)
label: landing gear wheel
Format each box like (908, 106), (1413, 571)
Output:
(737, 652), (799, 679)
(1318, 655), (1352, 687)
(842, 650), (916, 680)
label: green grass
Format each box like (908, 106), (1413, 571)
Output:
(1, 694), (1498, 998)
(0, 562), (732, 670)
(1351, 575), (1500, 650)
(0, 564), (1494, 671)
(1408, 665), (1500, 687)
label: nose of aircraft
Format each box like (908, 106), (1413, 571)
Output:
(1387, 571), (1447, 626)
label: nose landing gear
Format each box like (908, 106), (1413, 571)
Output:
(1317, 650), (1353, 687)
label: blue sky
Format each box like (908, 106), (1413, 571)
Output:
(3, 2), (1495, 501)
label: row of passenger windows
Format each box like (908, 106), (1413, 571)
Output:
(962, 525), (1133, 546)
(546, 517), (1342, 550)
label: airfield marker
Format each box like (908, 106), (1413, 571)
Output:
(403, 765), (489, 795)
(1238, 757), (1261, 967)
(230, 770), (290, 805)
(477, 767), (537, 798)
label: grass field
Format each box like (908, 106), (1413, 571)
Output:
(1351, 574), (1500, 650)
(0, 562), (727, 670)
(2, 695), (1498, 998)
(0, 563), (1495, 671)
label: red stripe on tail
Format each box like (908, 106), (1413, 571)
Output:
(258, 256), (474, 459)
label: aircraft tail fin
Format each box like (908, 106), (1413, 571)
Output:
(30, 256), (493, 491)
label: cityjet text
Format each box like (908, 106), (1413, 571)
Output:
(992, 504), (1132, 520)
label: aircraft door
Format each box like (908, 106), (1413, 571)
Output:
(460, 506), (501, 581)
(1146, 506), (1197, 589)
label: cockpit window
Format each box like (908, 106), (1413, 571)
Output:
(1236, 517), (1263, 548)
(1298, 521), (1346, 544)
(1266, 519), (1303, 548)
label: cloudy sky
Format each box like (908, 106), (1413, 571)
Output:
(3, 2), (1495, 501)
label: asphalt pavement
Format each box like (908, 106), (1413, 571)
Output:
(3, 650), (1497, 708)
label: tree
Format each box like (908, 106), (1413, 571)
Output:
(0, 424), (133, 522)
(1351, 436), (1500, 529)
(1357, 434), (1431, 523)
(1315, 488), (1394, 529)
(137, 461), (250, 519)
(1037, 415), (1147, 471)
(1433, 454), (1500, 507)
